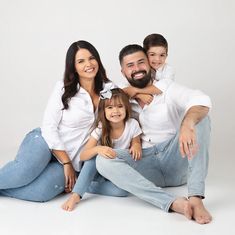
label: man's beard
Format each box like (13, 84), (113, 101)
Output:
(127, 70), (152, 88)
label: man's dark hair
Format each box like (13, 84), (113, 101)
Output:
(119, 44), (146, 65)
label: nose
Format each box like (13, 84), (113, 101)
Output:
(133, 64), (141, 72)
(85, 59), (92, 67)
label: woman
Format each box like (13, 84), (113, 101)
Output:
(0, 40), (127, 202)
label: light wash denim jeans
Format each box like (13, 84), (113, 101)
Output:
(74, 157), (128, 198)
(96, 116), (210, 212)
(0, 128), (127, 202)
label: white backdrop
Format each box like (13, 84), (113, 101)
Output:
(0, 0), (234, 175)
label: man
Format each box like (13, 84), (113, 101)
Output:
(96, 44), (212, 224)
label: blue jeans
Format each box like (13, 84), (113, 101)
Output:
(73, 157), (128, 198)
(0, 128), (127, 202)
(96, 116), (210, 212)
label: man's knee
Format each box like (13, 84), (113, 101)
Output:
(196, 116), (210, 129)
(96, 155), (114, 177)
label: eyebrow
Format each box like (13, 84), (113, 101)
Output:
(126, 58), (145, 66)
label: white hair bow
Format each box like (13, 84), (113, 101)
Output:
(100, 89), (112, 99)
(100, 82), (115, 99)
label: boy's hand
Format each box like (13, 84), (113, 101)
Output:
(136, 94), (154, 105)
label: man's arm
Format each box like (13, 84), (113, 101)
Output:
(179, 105), (209, 159)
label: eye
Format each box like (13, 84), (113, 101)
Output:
(106, 106), (113, 109)
(90, 56), (96, 61)
(117, 104), (124, 108)
(76, 60), (83, 64)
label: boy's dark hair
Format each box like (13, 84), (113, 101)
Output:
(143, 34), (168, 54)
(119, 44), (146, 65)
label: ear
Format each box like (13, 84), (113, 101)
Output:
(121, 68), (125, 76)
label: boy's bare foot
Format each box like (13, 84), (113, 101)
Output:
(189, 196), (212, 224)
(170, 197), (192, 220)
(61, 193), (81, 211)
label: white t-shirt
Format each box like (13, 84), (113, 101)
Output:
(41, 80), (115, 171)
(91, 118), (142, 149)
(155, 63), (175, 81)
(129, 79), (212, 148)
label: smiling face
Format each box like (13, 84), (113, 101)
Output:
(75, 48), (99, 81)
(121, 51), (152, 88)
(147, 46), (167, 70)
(104, 97), (126, 124)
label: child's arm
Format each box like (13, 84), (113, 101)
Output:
(129, 135), (142, 161)
(123, 85), (162, 105)
(80, 136), (116, 161)
(123, 85), (161, 98)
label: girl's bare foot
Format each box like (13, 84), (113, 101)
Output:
(61, 193), (81, 211)
(170, 197), (192, 220)
(189, 196), (212, 224)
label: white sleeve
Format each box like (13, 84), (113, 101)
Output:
(41, 81), (65, 150)
(91, 127), (102, 141)
(167, 82), (212, 114)
(130, 119), (142, 138)
(164, 65), (175, 80)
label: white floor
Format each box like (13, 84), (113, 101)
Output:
(1, 151), (235, 235)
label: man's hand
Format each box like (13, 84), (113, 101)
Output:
(179, 122), (198, 159)
(179, 106), (209, 159)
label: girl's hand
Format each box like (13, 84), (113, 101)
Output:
(96, 146), (116, 159)
(129, 144), (142, 161)
(63, 163), (77, 193)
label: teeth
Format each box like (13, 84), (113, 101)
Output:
(134, 73), (144, 79)
(85, 68), (94, 72)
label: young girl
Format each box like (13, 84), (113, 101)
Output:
(62, 88), (142, 211)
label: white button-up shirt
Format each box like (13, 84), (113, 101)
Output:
(129, 79), (212, 148)
(155, 63), (175, 81)
(41, 80), (115, 171)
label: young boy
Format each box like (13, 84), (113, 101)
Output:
(143, 33), (175, 81)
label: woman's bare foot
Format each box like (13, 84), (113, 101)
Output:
(189, 196), (212, 224)
(170, 197), (192, 220)
(62, 193), (81, 211)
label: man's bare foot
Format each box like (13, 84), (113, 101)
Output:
(61, 193), (81, 211)
(170, 197), (192, 220)
(189, 196), (212, 224)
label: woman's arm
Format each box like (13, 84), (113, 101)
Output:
(80, 137), (116, 161)
(52, 150), (76, 193)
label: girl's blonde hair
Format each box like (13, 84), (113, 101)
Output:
(96, 88), (131, 147)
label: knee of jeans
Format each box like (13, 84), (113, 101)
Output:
(196, 116), (211, 136)
(96, 155), (111, 175)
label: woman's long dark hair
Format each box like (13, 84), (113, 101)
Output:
(62, 40), (109, 110)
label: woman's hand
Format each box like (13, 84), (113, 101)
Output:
(63, 163), (77, 193)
